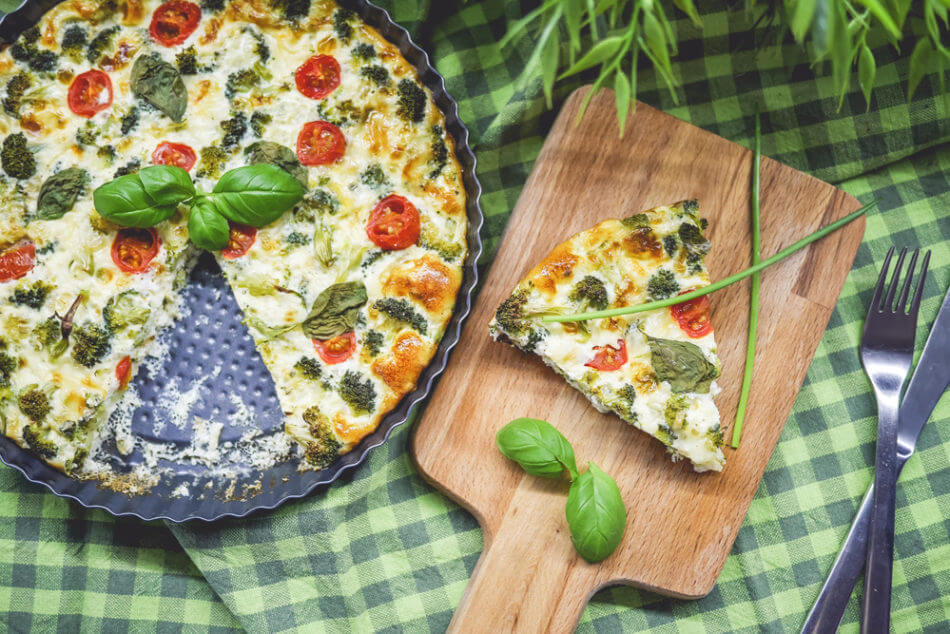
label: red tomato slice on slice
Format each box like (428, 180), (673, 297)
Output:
(116, 356), (132, 389)
(366, 195), (420, 251)
(150, 0), (201, 46)
(295, 55), (341, 99)
(584, 339), (628, 371)
(296, 121), (346, 166)
(152, 141), (197, 171)
(112, 228), (161, 274)
(0, 240), (36, 282)
(670, 293), (713, 338)
(68, 70), (113, 118)
(314, 332), (356, 365)
(221, 223), (257, 259)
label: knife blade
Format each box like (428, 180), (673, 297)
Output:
(802, 280), (950, 633)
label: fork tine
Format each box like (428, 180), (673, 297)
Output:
(870, 247), (895, 312)
(909, 251), (931, 316)
(884, 247), (908, 312)
(897, 249), (920, 313)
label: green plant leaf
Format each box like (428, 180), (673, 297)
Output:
(643, 12), (671, 74)
(858, 43), (876, 107)
(92, 173), (177, 228)
(647, 335), (720, 394)
(907, 37), (933, 100)
(496, 417), (579, 480)
(672, 0), (702, 27)
(564, 0), (584, 57)
(302, 281), (368, 340)
(34, 167), (87, 221)
(790, 0), (818, 42)
(540, 23), (560, 108)
(559, 36), (624, 79)
(565, 463), (626, 563)
(244, 141), (308, 189)
(212, 164), (305, 227)
(614, 71), (631, 136)
(138, 165), (195, 207)
(855, 0), (902, 37)
(130, 54), (187, 123)
(187, 200), (230, 250)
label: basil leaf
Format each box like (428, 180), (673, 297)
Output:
(138, 165), (195, 207)
(565, 463), (626, 563)
(188, 200), (230, 250)
(302, 281), (367, 340)
(647, 335), (719, 394)
(244, 141), (308, 189)
(92, 173), (177, 228)
(496, 417), (578, 479)
(130, 54), (187, 123)
(212, 164), (305, 227)
(35, 167), (87, 221)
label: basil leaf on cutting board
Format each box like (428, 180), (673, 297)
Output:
(92, 172), (178, 228)
(244, 141), (308, 189)
(565, 462), (627, 563)
(647, 335), (720, 394)
(187, 200), (230, 250)
(130, 54), (188, 123)
(138, 165), (195, 206)
(35, 167), (87, 221)
(212, 164), (306, 227)
(496, 417), (579, 479)
(302, 282), (367, 340)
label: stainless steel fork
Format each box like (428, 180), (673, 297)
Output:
(859, 247), (929, 634)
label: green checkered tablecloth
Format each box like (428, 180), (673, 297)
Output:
(2, 1), (949, 631)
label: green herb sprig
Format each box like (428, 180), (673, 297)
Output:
(497, 418), (626, 563)
(93, 163), (305, 251)
(542, 200), (876, 324)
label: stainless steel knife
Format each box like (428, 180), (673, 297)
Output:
(802, 281), (950, 633)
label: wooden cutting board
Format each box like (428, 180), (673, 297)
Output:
(411, 86), (863, 632)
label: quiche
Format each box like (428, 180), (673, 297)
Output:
(489, 200), (725, 472)
(0, 0), (467, 474)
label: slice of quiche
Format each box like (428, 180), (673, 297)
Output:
(489, 200), (725, 472)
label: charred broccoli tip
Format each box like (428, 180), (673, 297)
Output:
(397, 79), (426, 123)
(338, 371), (376, 413)
(1, 132), (36, 180)
(360, 65), (390, 87)
(294, 356), (323, 381)
(302, 406), (341, 468)
(70, 323), (111, 368)
(21, 425), (57, 458)
(570, 276), (608, 311)
(372, 298), (428, 335)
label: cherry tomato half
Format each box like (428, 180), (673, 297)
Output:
(149, 0), (201, 46)
(116, 356), (132, 389)
(584, 339), (628, 372)
(151, 141), (197, 171)
(295, 55), (341, 100)
(366, 195), (420, 251)
(221, 223), (257, 259)
(67, 70), (113, 118)
(313, 332), (356, 365)
(296, 120), (346, 166)
(111, 228), (161, 274)
(670, 293), (713, 338)
(0, 240), (36, 282)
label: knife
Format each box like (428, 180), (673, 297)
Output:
(801, 281), (950, 633)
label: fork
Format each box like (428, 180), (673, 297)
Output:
(859, 247), (929, 634)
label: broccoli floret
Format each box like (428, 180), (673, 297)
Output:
(352, 43), (375, 60)
(707, 423), (724, 448)
(285, 231), (310, 246)
(33, 318), (61, 348)
(418, 217), (464, 261)
(298, 188), (339, 216)
(338, 370), (376, 413)
(647, 269), (680, 300)
(175, 46), (198, 75)
(61, 24), (88, 59)
(10, 32), (56, 73)
(86, 25), (119, 65)
(242, 26), (270, 62)
(0, 351), (16, 387)
(294, 356), (323, 381)
(70, 323), (111, 368)
(525, 328), (547, 352)
(22, 27), (40, 45)
(570, 276), (608, 311)
(685, 252), (703, 275)
(429, 124), (448, 178)
(250, 111), (271, 137)
(359, 164), (388, 189)
(76, 122), (99, 146)
(64, 446), (88, 475)
(493, 289), (530, 337)
(1, 133), (35, 180)
(397, 79), (426, 123)
(120, 107), (139, 135)
(315, 98), (362, 126)
(373, 298), (428, 335)
(113, 159), (140, 178)
(21, 425), (57, 458)
(663, 234), (677, 257)
(28, 50), (57, 73)
(270, 0), (311, 22)
(225, 69), (260, 100)
(103, 290), (150, 331)
(200, 0), (225, 12)
(621, 213), (650, 229)
(677, 222), (710, 257)
(220, 113), (248, 150)
(613, 384), (638, 420)
(364, 330), (384, 356)
(333, 8), (354, 42)
(301, 406), (341, 468)
(3, 72), (31, 117)
(10, 281), (52, 310)
(17, 388), (50, 422)
(360, 65), (389, 88)
(196, 145), (229, 179)
(97, 145), (117, 164)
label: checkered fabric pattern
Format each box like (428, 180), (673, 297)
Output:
(1, 1), (948, 631)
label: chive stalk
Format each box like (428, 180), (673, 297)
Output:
(731, 115), (762, 449)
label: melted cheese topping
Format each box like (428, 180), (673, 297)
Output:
(0, 0), (466, 472)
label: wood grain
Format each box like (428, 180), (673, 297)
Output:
(411, 87), (864, 633)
